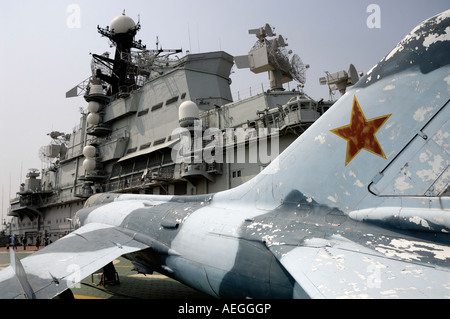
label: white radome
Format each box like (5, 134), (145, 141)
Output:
(109, 14), (136, 34)
(179, 101), (200, 127)
(87, 113), (100, 125)
(83, 158), (96, 172)
(87, 101), (100, 113)
(83, 145), (96, 158)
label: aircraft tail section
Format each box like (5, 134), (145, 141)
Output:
(217, 10), (450, 224)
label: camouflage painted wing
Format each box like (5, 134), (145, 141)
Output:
(0, 223), (148, 299)
(271, 235), (450, 298)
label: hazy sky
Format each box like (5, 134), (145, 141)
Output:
(0, 0), (448, 225)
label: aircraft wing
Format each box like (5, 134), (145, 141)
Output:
(0, 223), (149, 299)
(270, 234), (450, 299)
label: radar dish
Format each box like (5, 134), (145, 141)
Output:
(348, 64), (359, 85)
(290, 54), (307, 84)
(268, 45), (291, 75)
(240, 24), (309, 90)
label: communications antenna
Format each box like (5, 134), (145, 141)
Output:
(235, 23), (309, 91)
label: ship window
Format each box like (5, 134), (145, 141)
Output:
(232, 170), (242, 178)
(138, 108), (149, 117)
(151, 102), (163, 112)
(154, 138), (166, 146)
(140, 142), (151, 150)
(126, 147), (137, 154)
(300, 102), (310, 109)
(180, 92), (186, 99)
(166, 96), (179, 105)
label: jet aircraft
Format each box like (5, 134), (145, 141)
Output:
(0, 10), (449, 299)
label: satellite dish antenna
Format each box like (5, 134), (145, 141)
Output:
(290, 54), (307, 85)
(347, 64), (359, 85)
(235, 24), (308, 91)
(264, 24), (274, 37)
(249, 23), (274, 39)
(276, 35), (287, 47)
(319, 64), (361, 99)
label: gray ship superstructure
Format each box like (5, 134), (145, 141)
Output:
(7, 15), (357, 244)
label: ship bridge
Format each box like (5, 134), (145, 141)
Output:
(8, 169), (53, 221)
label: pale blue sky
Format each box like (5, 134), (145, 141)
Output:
(0, 0), (448, 224)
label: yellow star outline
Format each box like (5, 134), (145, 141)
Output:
(330, 96), (391, 166)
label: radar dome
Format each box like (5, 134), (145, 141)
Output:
(87, 113), (100, 125)
(179, 101), (200, 127)
(109, 14), (136, 34)
(83, 145), (96, 158)
(87, 101), (100, 113)
(83, 158), (96, 172)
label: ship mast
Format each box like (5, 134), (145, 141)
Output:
(94, 13), (146, 96)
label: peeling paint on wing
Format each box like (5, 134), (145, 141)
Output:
(315, 133), (326, 145)
(246, 222), (274, 231)
(416, 154), (445, 181)
(445, 74), (450, 85)
(419, 150), (432, 163)
(327, 195), (337, 203)
(355, 10), (450, 90)
(395, 175), (413, 192)
(409, 216), (431, 229)
(413, 106), (434, 122)
(353, 180), (364, 188)
(366, 64), (377, 75)
(433, 129), (450, 150)
(423, 26), (450, 48)
(348, 171), (364, 188)
(375, 238), (450, 261)
(383, 84), (396, 91)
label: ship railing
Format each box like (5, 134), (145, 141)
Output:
(232, 81), (302, 101)
(104, 166), (176, 192)
(232, 82), (269, 101)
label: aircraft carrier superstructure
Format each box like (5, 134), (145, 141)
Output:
(6, 14), (358, 245)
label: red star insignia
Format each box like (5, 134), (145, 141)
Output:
(330, 96), (391, 166)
